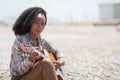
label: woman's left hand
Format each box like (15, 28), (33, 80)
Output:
(53, 60), (65, 69)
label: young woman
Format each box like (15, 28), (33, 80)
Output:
(10, 7), (65, 80)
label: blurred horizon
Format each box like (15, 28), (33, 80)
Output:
(0, 0), (120, 25)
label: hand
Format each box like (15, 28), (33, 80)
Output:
(28, 52), (41, 62)
(53, 60), (65, 69)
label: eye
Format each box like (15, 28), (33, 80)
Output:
(41, 22), (45, 26)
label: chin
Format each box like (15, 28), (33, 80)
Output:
(34, 30), (42, 36)
(35, 32), (41, 36)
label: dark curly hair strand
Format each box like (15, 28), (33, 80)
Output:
(13, 7), (47, 36)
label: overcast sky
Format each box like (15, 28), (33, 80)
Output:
(0, 0), (120, 22)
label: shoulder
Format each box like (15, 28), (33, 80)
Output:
(12, 34), (27, 52)
(16, 34), (27, 40)
(15, 34), (27, 43)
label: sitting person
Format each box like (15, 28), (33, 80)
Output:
(10, 6), (65, 80)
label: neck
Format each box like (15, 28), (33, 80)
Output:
(29, 33), (37, 41)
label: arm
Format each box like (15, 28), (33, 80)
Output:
(41, 38), (65, 66)
(10, 38), (33, 75)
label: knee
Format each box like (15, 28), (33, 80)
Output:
(42, 59), (53, 66)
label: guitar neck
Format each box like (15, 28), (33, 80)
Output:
(32, 47), (48, 59)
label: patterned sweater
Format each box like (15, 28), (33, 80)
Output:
(10, 33), (61, 76)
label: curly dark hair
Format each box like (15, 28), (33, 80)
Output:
(13, 7), (47, 36)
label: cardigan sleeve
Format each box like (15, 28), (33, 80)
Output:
(10, 37), (33, 76)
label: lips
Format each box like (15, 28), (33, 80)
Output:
(36, 29), (41, 33)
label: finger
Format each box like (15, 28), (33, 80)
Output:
(54, 64), (60, 69)
(54, 63), (57, 67)
(53, 61), (57, 64)
(36, 55), (41, 59)
(34, 52), (39, 56)
(54, 61), (60, 65)
(32, 52), (38, 55)
(34, 53), (38, 56)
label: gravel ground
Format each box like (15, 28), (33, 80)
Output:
(0, 25), (120, 80)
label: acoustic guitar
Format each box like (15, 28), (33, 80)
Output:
(18, 43), (64, 80)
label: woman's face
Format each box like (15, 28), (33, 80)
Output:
(30, 13), (46, 36)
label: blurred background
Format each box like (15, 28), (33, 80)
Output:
(0, 0), (120, 26)
(0, 0), (120, 80)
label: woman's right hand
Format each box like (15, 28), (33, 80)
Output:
(28, 52), (41, 62)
